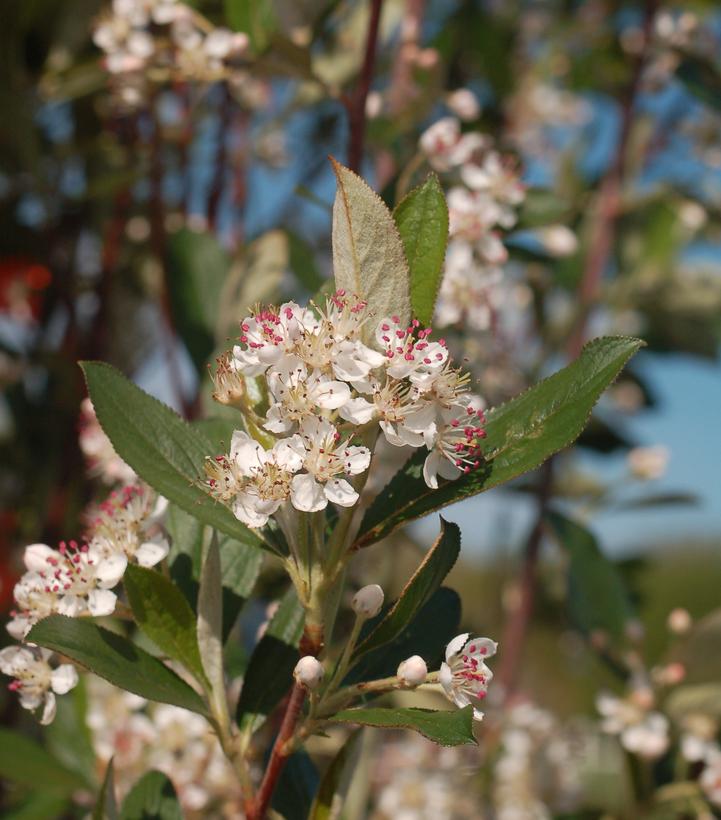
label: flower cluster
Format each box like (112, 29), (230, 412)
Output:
(418, 116), (528, 333)
(206, 294), (487, 527)
(596, 686), (670, 759)
(86, 677), (244, 815)
(92, 0), (263, 109)
(2, 484), (168, 722)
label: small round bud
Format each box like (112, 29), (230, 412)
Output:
(667, 608), (692, 635)
(352, 584), (384, 619)
(397, 655), (428, 687)
(293, 656), (324, 690)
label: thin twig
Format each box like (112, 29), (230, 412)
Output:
(247, 683), (307, 820)
(346, 0), (384, 173)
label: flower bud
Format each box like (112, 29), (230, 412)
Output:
(293, 656), (324, 690)
(352, 584), (384, 619)
(397, 655), (428, 687)
(667, 608), (692, 635)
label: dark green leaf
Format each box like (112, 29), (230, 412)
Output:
(272, 749), (320, 820)
(393, 174), (448, 326)
(354, 520), (460, 659)
(328, 705), (476, 746)
(93, 759), (118, 820)
(356, 336), (643, 547)
(45, 677), (96, 788)
(124, 565), (207, 684)
(546, 510), (634, 640)
(3, 792), (71, 820)
(28, 616), (208, 716)
(236, 589), (305, 735)
(309, 730), (362, 820)
(615, 492), (698, 511)
(80, 361), (262, 550)
(346, 587), (461, 685)
(167, 228), (230, 371)
(0, 728), (86, 793)
(119, 771), (182, 820)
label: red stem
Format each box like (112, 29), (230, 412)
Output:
(247, 683), (307, 820)
(497, 0), (657, 695)
(346, 0), (384, 173)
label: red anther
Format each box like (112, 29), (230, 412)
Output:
(392, 315), (400, 323)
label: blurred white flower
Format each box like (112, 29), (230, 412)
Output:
(439, 633), (497, 720)
(0, 646), (77, 724)
(627, 445), (670, 480)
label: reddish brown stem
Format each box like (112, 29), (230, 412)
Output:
(346, 0), (384, 173)
(247, 683), (307, 820)
(498, 0), (657, 695)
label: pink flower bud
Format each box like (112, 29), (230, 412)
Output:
(351, 584), (384, 619)
(293, 656), (324, 690)
(397, 655), (428, 687)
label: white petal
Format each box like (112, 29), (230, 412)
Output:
(464, 637), (498, 660)
(422, 451), (443, 489)
(135, 539), (169, 567)
(87, 589), (118, 617)
(342, 446), (371, 475)
(57, 595), (82, 617)
(95, 553), (128, 588)
(51, 664), (79, 695)
(290, 474), (327, 513)
(230, 431), (265, 473)
(273, 436), (305, 473)
(339, 397), (376, 425)
(263, 404), (293, 434)
(233, 494), (271, 528)
(313, 379), (351, 410)
(23, 544), (55, 572)
(324, 479), (359, 507)
(445, 633), (470, 662)
(7, 615), (32, 641)
(439, 662), (454, 698)
(40, 692), (57, 725)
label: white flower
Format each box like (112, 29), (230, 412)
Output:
(352, 584), (384, 618)
(291, 418), (371, 512)
(294, 656), (324, 690)
(419, 117), (486, 171)
(447, 187), (506, 254)
(596, 692), (669, 759)
(397, 655), (428, 686)
(375, 316), (448, 382)
(446, 88), (480, 121)
(0, 645), (78, 725)
(232, 303), (312, 375)
(701, 748), (721, 807)
(536, 225), (578, 257)
(209, 430), (304, 528)
(439, 633), (497, 720)
(264, 357), (351, 433)
(202, 28), (235, 59)
(423, 397), (486, 489)
(460, 151), (525, 227)
(627, 445), (669, 480)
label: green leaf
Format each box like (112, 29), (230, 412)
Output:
(93, 759), (119, 820)
(119, 771), (182, 820)
(80, 361), (262, 550)
(546, 511), (634, 641)
(356, 336), (643, 547)
(166, 503), (263, 639)
(0, 728), (86, 793)
(309, 730), (362, 820)
(393, 174), (448, 326)
(3, 792), (71, 820)
(167, 228), (230, 371)
(331, 158), (411, 344)
(353, 519), (460, 659)
(236, 588), (305, 735)
(197, 533), (225, 707)
(328, 705), (476, 746)
(28, 616), (208, 716)
(224, 0), (277, 52)
(124, 565), (207, 685)
(346, 587), (461, 685)
(45, 677), (96, 788)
